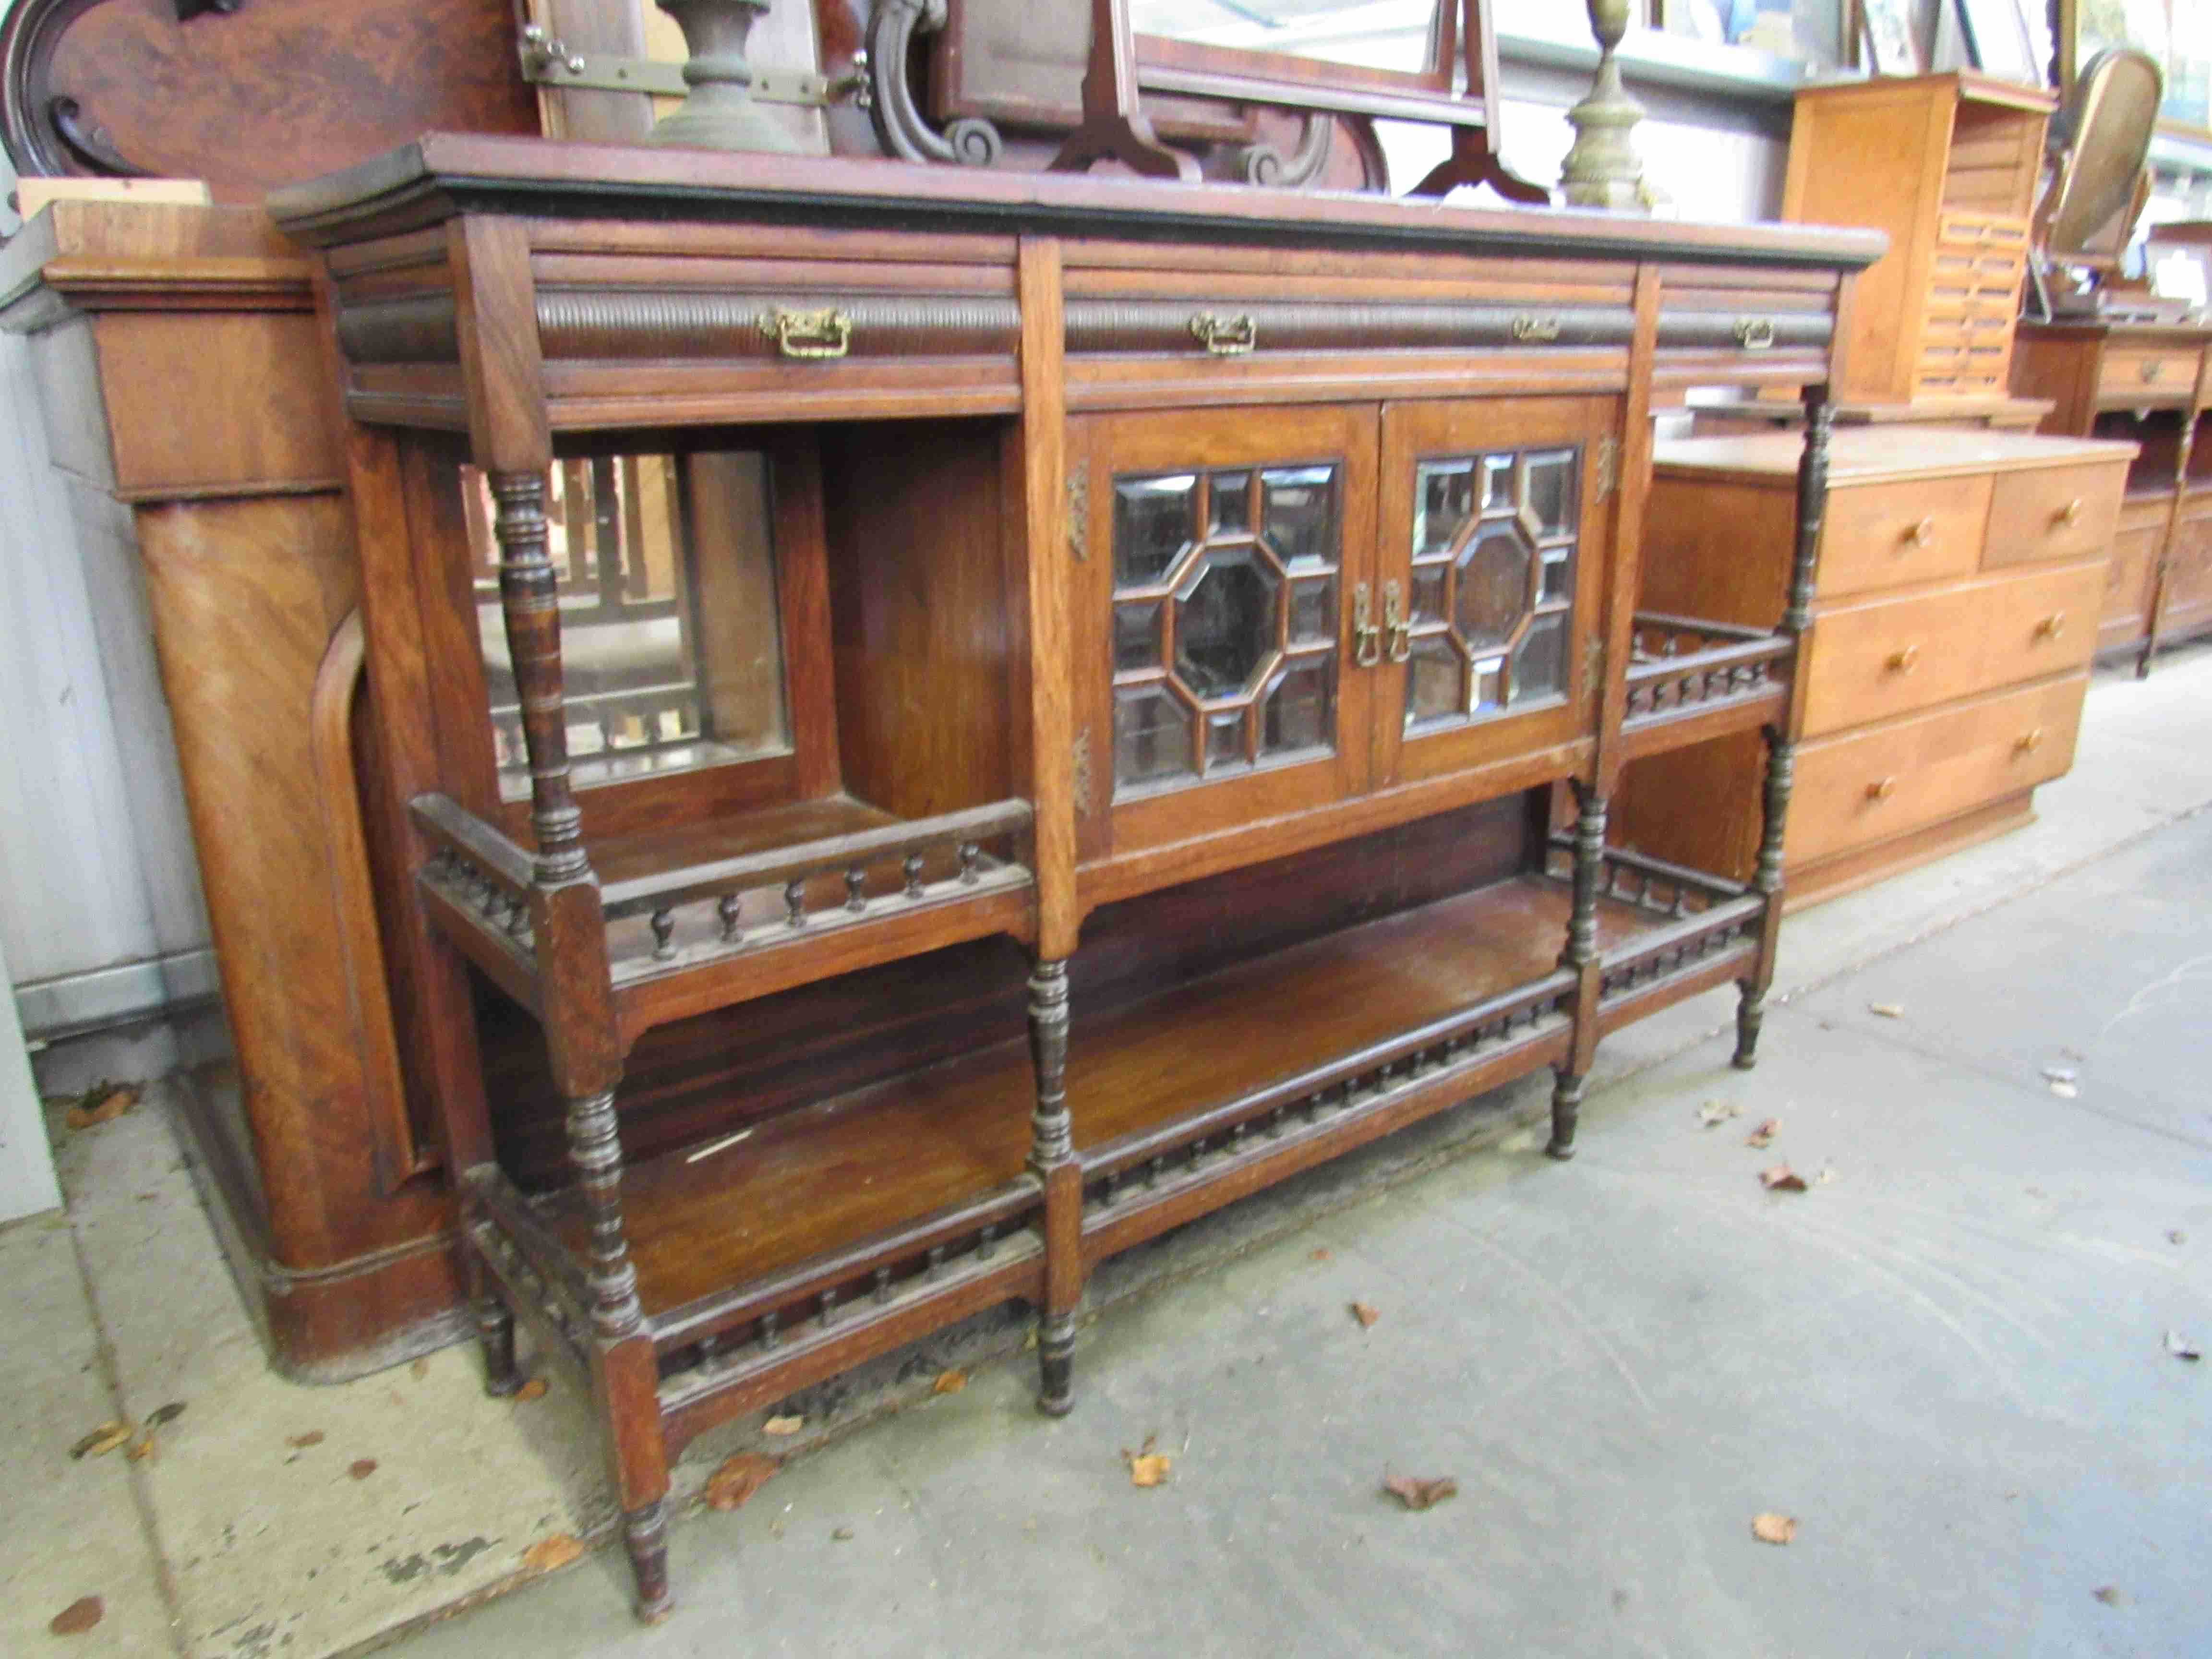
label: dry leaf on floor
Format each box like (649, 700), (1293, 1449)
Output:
(348, 1458), (378, 1480)
(410, 1358), (430, 1381)
(832, 1526), (856, 1541)
(1698, 1101), (1741, 1128)
(513, 1378), (549, 1403)
(1350, 1301), (1381, 1329)
(125, 1431), (157, 1463)
(1867, 1002), (1905, 1020)
(2169, 1230), (2188, 1246)
(1745, 1118), (1779, 1149)
(2165, 1330), (2201, 1362)
(932, 1370), (967, 1395)
(70, 1421), (132, 1460)
(521, 1533), (584, 1573)
(1123, 1437), (1171, 1488)
(763, 1414), (804, 1436)
(704, 1452), (777, 1512)
(64, 1082), (139, 1131)
(48, 1596), (103, 1636)
(145, 1402), (185, 1428)
(2093, 1586), (2122, 1606)
(286, 1431), (324, 1450)
(1751, 1513), (1797, 1545)
(1759, 1165), (1808, 1193)
(1022, 1329), (1039, 1351)
(1310, 1247), (1332, 1262)
(1382, 1474), (1457, 1511)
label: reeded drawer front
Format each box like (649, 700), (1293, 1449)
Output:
(1803, 562), (2104, 736)
(1982, 458), (2128, 568)
(1062, 298), (1636, 356)
(1818, 473), (1989, 598)
(1788, 675), (2087, 867)
(2097, 347), (2201, 407)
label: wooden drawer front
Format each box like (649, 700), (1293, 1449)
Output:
(1982, 458), (2128, 568)
(1788, 675), (2087, 867)
(1803, 564), (2104, 737)
(1925, 248), (2025, 318)
(2100, 523), (2161, 635)
(2096, 347), (2201, 407)
(1934, 211), (2031, 254)
(1817, 474), (1990, 598)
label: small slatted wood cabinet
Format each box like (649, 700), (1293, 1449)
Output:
(268, 134), (1879, 1619)
(1621, 429), (2131, 905)
(1783, 72), (2052, 405)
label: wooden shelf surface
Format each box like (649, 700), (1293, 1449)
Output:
(553, 871), (1674, 1320)
(588, 794), (900, 889)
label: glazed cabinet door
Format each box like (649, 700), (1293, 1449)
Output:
(1071, 403), (1380, 859)
(1374, 396), (1617, 787)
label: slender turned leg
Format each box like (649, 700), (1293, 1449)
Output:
(1736, 721), (1794, 1073)
(1732, 987), (1766, 1071)
(1027, 958), (1079, 1416)
(623, 1499), (673, 1623)
(474, 1282), (524, 1397)
(1548, 781), (1606, 1161)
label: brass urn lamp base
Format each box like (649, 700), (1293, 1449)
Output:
(1561, 0), (1658, 212)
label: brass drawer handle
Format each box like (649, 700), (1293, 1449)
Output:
(2056, 497), (2085, 527)
(760, 306), (852, 360)
(1383, 580), (1411, 663)
(1907, 515), (1937, 548)
(1885, 644), (1921, 673)
(2034, 611), (2067, 640)
(1734, 316), (1778, 351)
(2139, 359), (2163, 383)
(1189, 313), (1258, 356)
(2014, 727), (2046, 755)
(1511, 313), (1563, 343)
(1866, 777), (1898, 801)
(1353, 582), (1381, 668)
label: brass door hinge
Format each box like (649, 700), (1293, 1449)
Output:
(1071, 728), (1094, 817)
(518, 26), (868, 106)
(1067, 470), (1088, 562)
(1593, 434), (1620, 503)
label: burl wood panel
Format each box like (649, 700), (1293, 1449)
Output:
(39, 0), (538, 203)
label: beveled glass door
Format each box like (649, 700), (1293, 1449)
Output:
(1071, 404), (1379, 859)
(1375, 396), (1617, 787)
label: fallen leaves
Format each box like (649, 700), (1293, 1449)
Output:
(1349, 1301), (1381, 1329)
(348, 1458), (378, 1480)
(64, 1082), (139, 1131)
(1745, 1118), (1779, 1150)
(831, 1526), (856, 1542)
(2169, 1230), (2189, 1246)
(520, 1533), (584, 1574)
(286, 1431), (325, 1450)
(1750, 1513), (1797, 1545)
(932, 1370), (967, 1395)
(70, 1421), (132, 1461)
(1697, 1101), (1741, 1129)
(48, 1596), (103, 1635)
(1123, 1436), (1171, 1488)
(703, 1453), (776, 1512)
(1759, 1165), (1808, 1193)
(1309, 1247), (1332, 1262)
(762, 1414), (804, 1437)
(2093, 1586), (2122, 1606)
(1867, 1002), (1904, 1020)
(2165, 1330), (2201, 1362)
(513, 1378), (549, 1403)
(1382, 1474), (1457, 1511)
(145, 1402), (185, 1429)
(410, 1358), (430, 1381)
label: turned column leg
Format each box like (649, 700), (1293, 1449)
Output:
(623, 1498), (672, 1623)
(467, 1249), (525, 1398)
(1549, 780), (1607, 1161)
(1734, 722), (1793, 1072)
(1027, 958), (1080, 1416)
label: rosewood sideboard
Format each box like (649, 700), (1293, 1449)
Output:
(265, 134), (1881, 1616)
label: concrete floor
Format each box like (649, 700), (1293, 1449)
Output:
(7, 643), (2209, 1659)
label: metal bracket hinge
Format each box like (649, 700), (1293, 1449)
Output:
(1067, 470), (1088, 562)
(1594, 434), (1620, 503)
(518, 27), (870, 107)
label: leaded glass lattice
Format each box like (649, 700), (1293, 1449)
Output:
(1109, 463), (1342, 793)
(1403, 445), (1580, 731)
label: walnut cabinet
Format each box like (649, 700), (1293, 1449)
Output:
(268, 134), (1881, 1619)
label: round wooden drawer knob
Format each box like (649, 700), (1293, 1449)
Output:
(2057, 498), (2085, 527)
(1866, 777), (1898, 801)
(2015, 728), (2046, 755)
(1907, 516), (1937, 548)
(1886, 645), (1922, 673)
(2034, 612), (2067, 640)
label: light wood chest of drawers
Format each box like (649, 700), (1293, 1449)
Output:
(1618, 428), (2133, 907)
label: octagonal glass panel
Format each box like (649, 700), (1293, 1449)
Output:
(1174, 549), (1280, 699)
(1114, 474), (1196, 586)
(1455, 523), (1535, 651)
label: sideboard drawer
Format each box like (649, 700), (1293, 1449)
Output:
(1803, 563), (2104, 736)
(2096, 346), (2201, 407)
(2099, 521), (2162, 647)
(1982, 458), (2128, 568)
(1818, 473), (1989, 598)
(1787, 674), (2087, 866)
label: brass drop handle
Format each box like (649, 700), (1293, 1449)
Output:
(1383, 580), (1412, 664)
(1734, 316), (1778, 351)
(1511, 313), (1563, 343)
(2140, 359), (2163, 383)
(1886, 644), (1921, 673)
(2014, 727), (2046, 755)
(1907, 516), (1937, 548)
(2034, 611), (2067, 640)
(1866, 777), (1898, 801)
(1353, 582), (1382, 668)
(2056, 497), (2085, 527)
(760, 306), (853, 360)
(1189, 312), (1258, 356)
